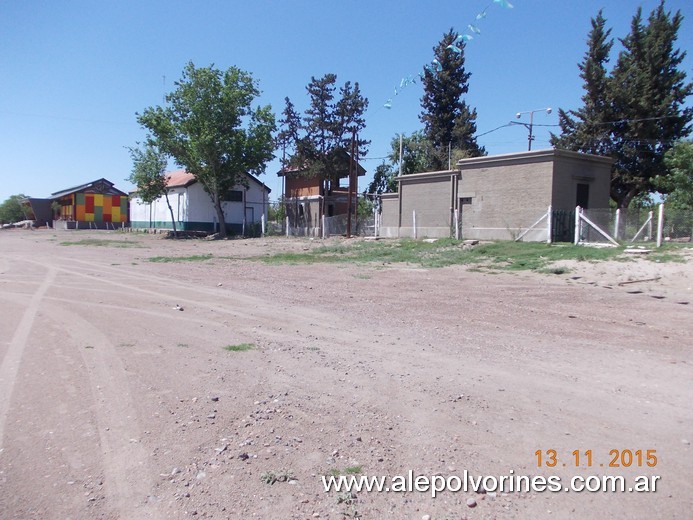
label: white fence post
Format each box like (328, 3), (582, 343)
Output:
(647, 210), (653, 240)
(546, 205), (552, 244)
(574, 206), (581, 245)
(322, 214), (326, 239)
(454, 208), (460, 240)
(656, 203), (664, 248)
(285, 216), (289, 237)
(413, 210), (417, 239)
(614, 208), (620, 241)
(261, 214), (265, 237)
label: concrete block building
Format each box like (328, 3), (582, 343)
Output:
(380, 149), (613, 241)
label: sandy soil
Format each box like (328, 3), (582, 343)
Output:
(0, 230), (691, 520)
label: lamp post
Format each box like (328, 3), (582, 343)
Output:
(514, 107), (552, 151)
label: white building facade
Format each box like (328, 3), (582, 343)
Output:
(130, 170), (270, 235)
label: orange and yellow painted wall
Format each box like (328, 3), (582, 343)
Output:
(57, 193), (128, 223)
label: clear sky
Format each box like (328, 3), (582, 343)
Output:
(1, 0), (691, 203)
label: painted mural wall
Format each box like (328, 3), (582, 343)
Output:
(56, 193), (128, 223)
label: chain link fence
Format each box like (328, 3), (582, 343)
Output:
(577, 206), (692, 246)
(263, 215), (377, 238)
(264, 205), (692, 245)
(661, 207), (693, 242)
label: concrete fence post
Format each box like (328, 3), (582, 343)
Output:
(574, 206), (581, 245)
(413, 210), (417, 239)
(656, 204), (664, 248)
(648, 210), (654, 241)
(454, 208), (460, 240)
(285, 216), (289, 238)
(261, 214), (265, 237)
(614, 208), (621, 241)
(546, 205), (552, 244)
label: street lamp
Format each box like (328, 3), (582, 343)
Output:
(514, 107), (552, 151)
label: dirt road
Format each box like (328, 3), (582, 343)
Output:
(0, 230), (691, 519)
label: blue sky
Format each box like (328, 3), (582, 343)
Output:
(1, 0), (691, 203)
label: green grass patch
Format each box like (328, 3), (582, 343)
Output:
(223, 343), (254, 352)
(148, 253), (213, 263)
(644, 243), (690, 263)
(326, 465), (364, 477)
(60, 238), (141, 248)
(254, 239), (628, 271)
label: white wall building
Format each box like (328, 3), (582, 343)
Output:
(130, 170), (271, 235)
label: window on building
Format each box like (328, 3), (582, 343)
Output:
(224, 190), (243, 202)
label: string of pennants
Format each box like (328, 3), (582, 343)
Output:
(384, 0), (513, 110)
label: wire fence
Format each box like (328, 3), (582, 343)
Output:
(662, 207), (693, 242)
(261, 204), (692, 246)
(577, 205), (691, 246)
(264, 214), (377, 238)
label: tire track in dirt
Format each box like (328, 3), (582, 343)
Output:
(0, 262), (56, 452)
(27, 256), (359, 346)
(42, 302), (162, 519)
(25, 256), (463, 456)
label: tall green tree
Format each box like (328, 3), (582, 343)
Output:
(389, 131), (436, 176)
(553, 2), (692, 208)
(551, 10), (614, 156)
(367, 163), (397, 195)
(127, 144), (178, 237)
(655, 139), (693, 209)
(420, 29), (484, 170)
(366, 131), (443, 196)
(0, 194), (28, 224)
(137, 62), (276, 238)
(609, 2), (692, 208)
(279, 74), (369, 192)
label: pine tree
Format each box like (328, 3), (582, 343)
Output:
(276, 97), (301, 166)
(420, 29), (484, 170)
(552, 2), (692, 208)
(610, 2), (692, 207)
(551, 10), (614, 156)
(278, 74), (369, 188)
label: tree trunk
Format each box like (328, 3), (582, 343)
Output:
(163, 192), (178, 238)
(616, 188), (639, 209)
(213, 194), (227, 238)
